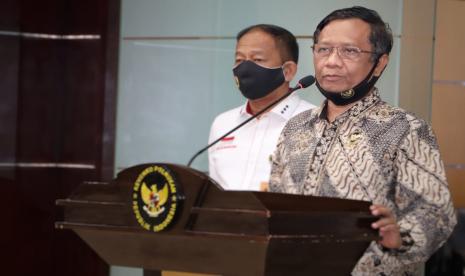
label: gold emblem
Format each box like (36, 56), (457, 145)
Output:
(141, 182), (169, 217)
(347, 131), (362, 148)
(341, 89), (355, 99)
(132, 165), (182, 232)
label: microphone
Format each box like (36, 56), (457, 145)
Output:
(187, 75), (315, 167)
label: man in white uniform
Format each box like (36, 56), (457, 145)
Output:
(208, 24), (315, 191)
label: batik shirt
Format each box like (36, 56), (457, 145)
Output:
(269, 89), (456, 275)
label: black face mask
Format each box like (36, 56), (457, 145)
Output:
(233, 60), (285, 100)
(315, 58), (381, 106)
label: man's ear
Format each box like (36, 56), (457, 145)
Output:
(282, 61), (298, 82)
(374, 54), (389, 77)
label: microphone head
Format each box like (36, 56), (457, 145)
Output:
(298, 75), (316, 88)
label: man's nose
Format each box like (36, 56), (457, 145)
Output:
(325, 48), (343, 66)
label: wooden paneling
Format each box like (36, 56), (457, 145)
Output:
(432, 84), (465, 164)
(62, 0), (106, 34)
(0, 35), (19, 180)
(0, 0), (19, 30)
(398, 0), (435, 121)
(434, 0), (465, 81)
(0, 1), (21, 274)
(20, 0), (64, 34)
(16, 39), (64, 161)
(432, 84), (465, 208)
(60, 40), (103, 164)
(446, 169), (465, 209)
(100, 0), (120, 181)
(432, 0), (465, 208)
(163, 272), (216, 276)
(0, 0), (120, 275)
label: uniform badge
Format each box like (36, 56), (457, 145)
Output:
(341, 89), (355, 99)
(347, 130), (363, 148)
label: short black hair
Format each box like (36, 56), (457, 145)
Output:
(237, 24), (299, 64)
(313, 6), (393, 61)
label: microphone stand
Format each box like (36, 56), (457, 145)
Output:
(187, 83), (306, 167)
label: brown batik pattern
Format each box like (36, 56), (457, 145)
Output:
(269, 90), (456, 275)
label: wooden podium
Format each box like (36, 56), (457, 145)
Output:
(55, 163), (378, 276)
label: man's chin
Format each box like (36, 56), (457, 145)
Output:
(321, 87), (344, 94)
(320, 83), (353, 93)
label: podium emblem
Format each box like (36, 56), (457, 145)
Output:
(132, 165), (183, 232)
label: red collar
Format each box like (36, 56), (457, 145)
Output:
(245, 102), (254, 115)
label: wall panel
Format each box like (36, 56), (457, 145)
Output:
(0, 0), (120, 275)
(432, 0), (465, 208)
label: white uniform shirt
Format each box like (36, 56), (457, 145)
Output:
(208, 93), (314, 191)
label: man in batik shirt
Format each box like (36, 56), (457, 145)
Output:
(269, 6), (456, 275)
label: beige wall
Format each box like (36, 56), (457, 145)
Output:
(400, 0), (465, 208)
(431, 0), (465, 208)
(399, 0), (436, 122)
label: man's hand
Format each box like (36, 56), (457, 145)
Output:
(370, 204), (402, 249)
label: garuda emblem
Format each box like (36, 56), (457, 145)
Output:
(141, 182), (169, 217)
(132, 165), (183, 232)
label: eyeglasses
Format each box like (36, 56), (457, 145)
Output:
(312, 45), (375, 61)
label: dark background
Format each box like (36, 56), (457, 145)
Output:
(0, 0), (119, 275)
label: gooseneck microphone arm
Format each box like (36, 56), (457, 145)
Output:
(187, 75), (315, 167)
